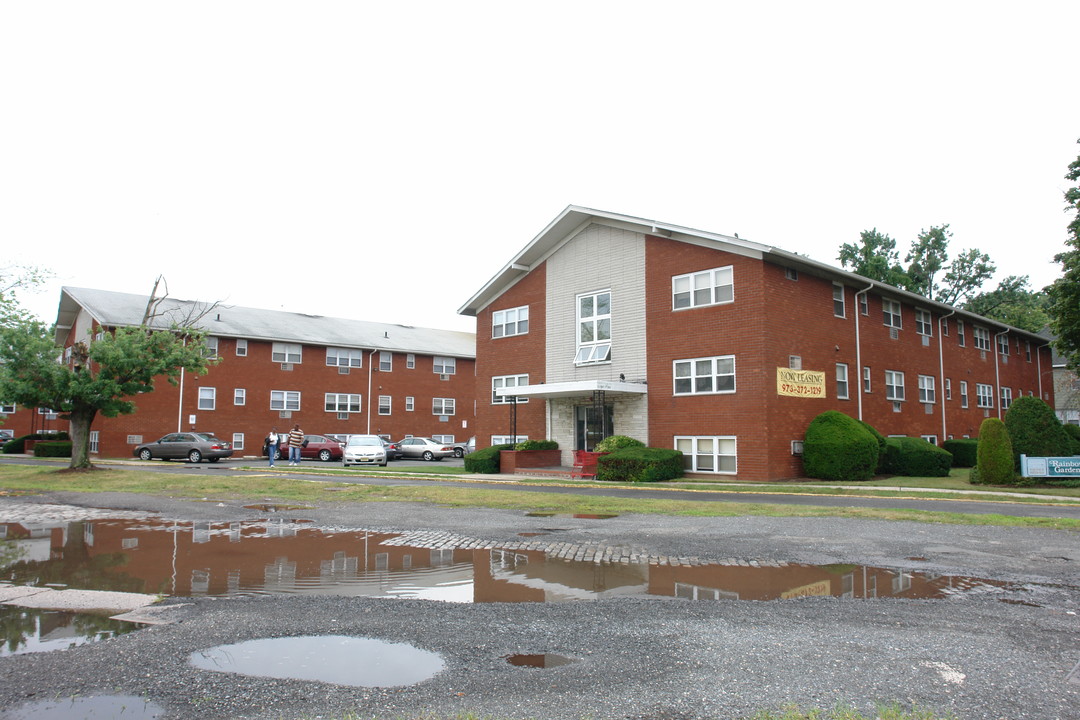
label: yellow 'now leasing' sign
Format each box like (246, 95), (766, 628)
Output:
(777, 368), (826, 398)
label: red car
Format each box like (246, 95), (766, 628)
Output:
(264, 434), (343, 462)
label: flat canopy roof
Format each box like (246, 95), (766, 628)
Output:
(496, 380), (648, 400)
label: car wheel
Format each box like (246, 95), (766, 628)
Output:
(208, 457), (220, 463)
(454, 447), (464, 458)
(188, 449), (202, 463)
(380, 461), (387, 467)
(274, 449), (281, 460)
(422, 450), (434, 461)
(318, 449), (331, 462)
(138, 449), (152, 461)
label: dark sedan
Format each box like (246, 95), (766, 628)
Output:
(134, 432), (234, 463)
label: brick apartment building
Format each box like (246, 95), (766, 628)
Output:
(459, 206), (1054, 481)
(1, 287), (477, 458)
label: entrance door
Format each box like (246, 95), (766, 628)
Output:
(575, 404), (614, 451)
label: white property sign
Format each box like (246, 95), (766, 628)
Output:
(1020, 454), (1080, 478)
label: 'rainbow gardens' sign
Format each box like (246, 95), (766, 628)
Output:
(1020, 455), (1080, 478)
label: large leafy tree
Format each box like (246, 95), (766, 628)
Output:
(837, 229), (908, 287)
(1046, 138), (1080, 373)
(0, 264), (51, 327)
(963, 275), (1049, 333)
(0, 319), (214, 469)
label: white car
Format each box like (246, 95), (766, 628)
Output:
(342, 434), (387, 467)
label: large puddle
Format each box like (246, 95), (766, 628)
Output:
(0, 695), (165, 719)
(0, 606), (141, 657)
(2, 515), (1017, 606)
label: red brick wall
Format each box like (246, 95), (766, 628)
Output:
(474, 263), (548, 448)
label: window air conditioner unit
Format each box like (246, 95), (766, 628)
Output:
(281, 363), (293, 371)
(440, 374), (450, 381)
(339, 367), (350, 374)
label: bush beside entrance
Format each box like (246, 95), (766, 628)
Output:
(802, 411), (879, 482)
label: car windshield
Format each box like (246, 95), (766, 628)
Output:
(346, 436), (381, 447)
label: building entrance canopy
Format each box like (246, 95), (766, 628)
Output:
(495, 380), (647, 400)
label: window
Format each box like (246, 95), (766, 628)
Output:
(379, 351), (393, 372)
(997, 333), (1009, 356)
(885, 370), (905, 401)
(918, 375), (935, 404)
(941, 318), (949, 336)
(432, 434), (454, 444)
(960, 381), (969, 408)
(836, 363), (849, 400)
(433, 398), (456, 416)
(957, 319), (966, 347)
(675, 436), (737, 474)
(407, 353), (415, 369)
(235, 339), (248, 356)
(672, 266), (733, 309)
(202, 336), (219, 358)
(433, 356), (456, 375)
(945, 378), (952, 401)
(234, 388), (246, 406)
(232, 433), (244, 451)
(492, 435), (528, 445)
(859, 293), (869, 316)
(1025, 341), (1032, 362)
(915, 309), (932, 336)
(920, 435), (938, 446)
(862, 366), (871, 394)
(673, 356), (735, 395)
(973, 327), (991, 351)
(0, 403), (14, 414)
(1000, 386), (1013, 410)
(198, 387), (216, 410)
(976, 383), (994, 409)
(326, 347), (362, 367)
(882, 299), (902, 329)
(576, 290), (611, 364)
(378, 395), (391, 415)
(493, 374), (530, 404)
(272, 342), (302, 363)
(492, 306), (529, 338)
(405, 396), (414, 411)
(270, 390), (300, 411)
(325, 393), (361, 413)
(89, 430), (99, 454)
(785, 267), (799, 281)
(832, 283), (845, 317)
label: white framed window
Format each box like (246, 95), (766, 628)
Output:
(862, 366), (871, 394)
(232, 433), (244, 451)
(576, 290), (611, 365)
(832, 283), (845, 318)
(89, 430), (99, 454)
(973, 327), (991, 351)
(672, 266), (734, 309)
(915, 309), (933, 336)
(234, 388), (246, 406)
(976, 383), (994, 409)
(325, 393), (361, 413)
(432, 434), (454, 444)
(941, 318), (949, 336)
(492, 306), (529, 338)
(918, 375), (935, 404)
(405, 396), (414, 411)
(0, 403), (15, 414)
(406, 353), (415, 369)
(378, 395), (391, 415)
(235, 338), (248, 356)
(270, 390), (300, 411)
(785, 267), (799, 281)
(326, 347), (362, 367)
(882, 299), (902, 329)
(836, 363), (849, 400)
(1000, 386), (1013, 410)
(433, 398), (456, 416)
(676, 436), (737, 474)
(673, 356), (735, 395)
(379, 351), (393, 372)
(960, 380), (969, 408)
(885, 370), (905, 401)
(1026, 341), (1032, 362)
(859, 293), (869, 316)
(920, 435), (938, 446)
(997, 333), (1009, 356)
(492, 435), (528, 445)
(493, 374), (530, 404)
(945, 378), (952, 401)
(434, 356), (456, 375)
(957, 319), (966, 347)
(202, 336), (219, 358)
(272, 342), (301, 364)
(198, 387), (216, 411)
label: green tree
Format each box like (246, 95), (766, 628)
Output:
(837, 229), (907, 287)
(963, 275), (1049, 332)
(1004, 396), (1073, 469)
(0, 264), (51, 327)
(1046, 138), (1080, 373)
(974, 417), (1014, 485)
(0, 319), (215, 470)
(904, 224), (951, 300)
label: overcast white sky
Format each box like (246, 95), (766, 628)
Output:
(3, 1), (1078, 333)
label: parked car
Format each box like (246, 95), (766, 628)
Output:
(342, 434), (387, 467)
(263, 434), (343, 462)
(397, 437), (454, 461)
(134, 432), (234, 463)
(451, 436), (476, 458)
(380, 438), (402, 460)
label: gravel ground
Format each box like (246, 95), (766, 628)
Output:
(2, 491), (1080, 720)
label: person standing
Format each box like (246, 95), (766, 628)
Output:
(265, 427), (280, 467)
(287, 423), (305, 466)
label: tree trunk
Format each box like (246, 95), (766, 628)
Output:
(68, 409), (97, 469)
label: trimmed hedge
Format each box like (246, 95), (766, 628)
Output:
(594, 435), (645, 453)
(802, 411), (879, 482)
(595, 447), (683, 483)
(974, 417), (1015, 485)
(943, 438), (979, 468)
(514, 439), (558, 451)
(881, 437), (952, 477)
(857, 420), (888, 472)
(2, 432), (71, 454)
(1005, 396), (1074, 469)
(33, 441), (72, 458)
(463, 444), (513, 474)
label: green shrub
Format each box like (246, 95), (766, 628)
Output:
(1064, 424), (1080, 455)
(1005, 396), (1074, 469)
(595, 447), (683, 482)
(463, 444), (513, 474)
(514, 439), (558, 451)
(33, 441), (72, 458)
(802, 411), (880, 482)
(2, 432), (70, 454)
(942, 438), (979, 467)
(975, 418), (1015, 485)
(881, 437), (952, 477)
(857, 420), (887, 471)
(593, 435), (645, 453)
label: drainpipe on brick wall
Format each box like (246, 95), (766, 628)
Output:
(1037, 341), (1052, 401)
(938, 309), (956, 442)
(854, 283), (875, 421)
(994, 329), (1009, 419)
(366, 348), (378, 434)
(176, 338), (186, 432)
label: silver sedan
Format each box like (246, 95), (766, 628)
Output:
(396, 437), (454, 461)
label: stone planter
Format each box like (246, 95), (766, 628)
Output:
(499, 449), (562, 473)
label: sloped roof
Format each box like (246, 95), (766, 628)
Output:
(56, 287), (475, 358)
